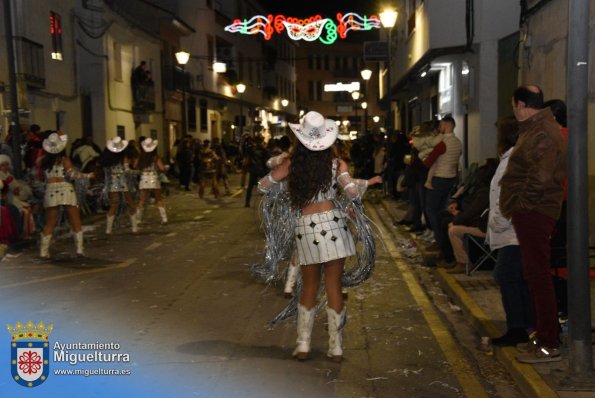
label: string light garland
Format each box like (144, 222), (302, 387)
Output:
(225, 13), (381, 44)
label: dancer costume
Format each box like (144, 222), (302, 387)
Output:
(104, 137), (137, 233)
(255, 111), (378, 359)
(39, 133), (89, 257)
(137, 138), (167, 224)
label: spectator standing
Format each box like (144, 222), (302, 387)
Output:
(423, 116), (462, 239)
(487, 115), (532, 347)
(244, 135), (269, 207)
(500, 85), (566, 363)
(176, 137), (194, 191)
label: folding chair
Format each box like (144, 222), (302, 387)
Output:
(463, 234), (497, 275)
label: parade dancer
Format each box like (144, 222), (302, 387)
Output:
(100, 137), (138, 234)
(257, 111), (382, 362)
(135, 138), (167, 224)
(39, 132), (94, 258)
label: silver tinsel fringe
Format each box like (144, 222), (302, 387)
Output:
(254, 191), (379, 328)
(251, 189), (297, 284)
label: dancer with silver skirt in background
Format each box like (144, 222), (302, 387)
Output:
(39, 132), (94, 258)
(99, 137), (138, 234)
(135, 138), (168, 225)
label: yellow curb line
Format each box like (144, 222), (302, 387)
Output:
(368, 206), (490, 398)
(434, 269), (559, 398)
(378, 199), (558, 398)
(0, 258), (137, 289)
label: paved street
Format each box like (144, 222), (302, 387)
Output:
(0, 178), (522, 398)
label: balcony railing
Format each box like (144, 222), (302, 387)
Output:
(14, 36), (45, 89)
(132, 81), (156, 112)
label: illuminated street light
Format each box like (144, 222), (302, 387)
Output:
(236, 83), (246, 138)
(175, 49), (190, 135)
(360, 69), (372, 81)
(379, 9), (398, 134)
(361, 101), (368, 109)
(373, 116), (380, 123)
(351, 91), (361, 100)
(213, 61), (227, 73)
(281, 98), (289, 107)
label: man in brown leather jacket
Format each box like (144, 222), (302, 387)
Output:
(500, 85), (566, 364)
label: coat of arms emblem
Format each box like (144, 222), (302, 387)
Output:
(7, 321), (52, 387)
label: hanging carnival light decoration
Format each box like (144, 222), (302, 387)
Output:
(224, 13), (381, 44)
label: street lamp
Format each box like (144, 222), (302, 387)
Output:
(360, 68), (372, 134)
(379, 9), (398, 134)
(281, 98), (289, 107)
(351, 91), (361, 132)
(175, 49), (190, 136)
(236, 83), (246, 139)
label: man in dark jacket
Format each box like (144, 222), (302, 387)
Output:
(244, 135), (269, 207)
(500, 85), (566, 364)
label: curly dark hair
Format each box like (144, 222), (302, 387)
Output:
(288, 141), (335, 209)
(98, 148), (125, 167)
(138, 150), (157, 169)
(40, 151), (66, 170)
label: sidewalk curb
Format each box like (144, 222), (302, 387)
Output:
(434, 270), (559, 398)
(378, 199), (559, 398)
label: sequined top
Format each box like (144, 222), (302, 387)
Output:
(45, 163), (66, 179)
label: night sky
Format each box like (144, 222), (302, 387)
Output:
(258, 0), (386, 18)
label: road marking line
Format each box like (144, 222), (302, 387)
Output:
(0, 258), (137, 289)
(145, 242), (162, 251)
(1, 265), (55, 270)
(367, 206), (489, 398)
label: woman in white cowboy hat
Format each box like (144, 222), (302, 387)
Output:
(99, 136), (138, 234)
(38, 131), (94, 258)
(257, 111), (382, 362)
(134, 138), (167, 224)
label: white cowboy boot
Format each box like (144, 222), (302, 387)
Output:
(158, 206), (167, 224)
(39, 233), (51, 258)
(106, 215), (115, 235)
(292, 304), (316, 360)
(74, 231), (84, 256)
(136, 208), (143, 224)
(283, 261), (299, 298)
(130, 213), (138, 233)
(327, 306), (347, 362)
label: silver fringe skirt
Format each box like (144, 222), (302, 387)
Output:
(44, 181), (78, 208)
(294, 208), (355, 266)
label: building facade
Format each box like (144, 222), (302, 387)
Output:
(386, 0), (519, 167)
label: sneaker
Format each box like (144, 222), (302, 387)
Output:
(516, 346), (561, 364)
(491, 328), (529, 347)
(516, 331), (538, 352)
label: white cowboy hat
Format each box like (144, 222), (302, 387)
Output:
(106, 136), (129, 153)
(288, 111), (337, 151)
(141, 138), (158, 152)
(42, 133), (68, 154)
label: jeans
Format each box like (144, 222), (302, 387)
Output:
(493, 245), (533, 331)
(425, 177), (457, 235)
(512, 210), (558, 348)
(409, 168), (428, 229)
